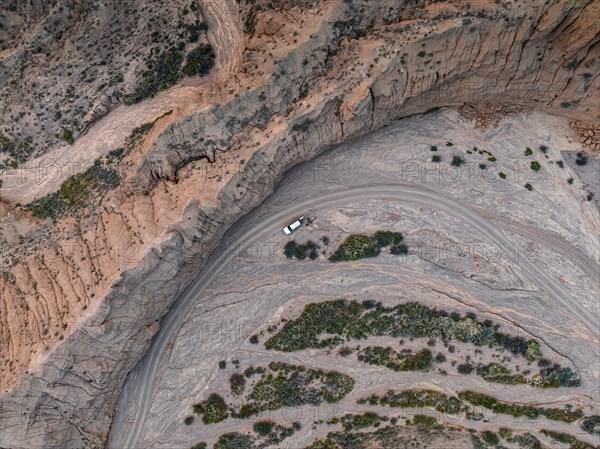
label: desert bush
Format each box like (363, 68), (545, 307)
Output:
(458, 391), (582, 423)
(476, 363), (527, 385)
(457, 363), (474, 375)
(239, 362), (354, 418)
(360, 389), (462, 415)
(184, 416), (194, 425)
(183, 44), (215, 76)
(581, 416), (600, 435)
(230, 373), (246, 395)
(330, 234), (380, 261)
(432, 155), (441, 162)
(357, 347), (432, 372)
(193, 393), (229, 424)
(481, 431), (499, 445)
(214, 433), (254, 449)
(373, 231), (403, 247)
(341, 412), (382, 430)
(253, 420), (274, 436)
(576, 152), (588, 166)
(451, 156), (464, 167)
(62, 128), (74, 144)
(27, 159), (118, 220)
(263, 300), (579, 386)
(540, 430), (576, 444)
(530, 161), (541, 171)
(524, 147), (533, 156)
(412, 415), (437, 428)
(127, 48), (184, 104)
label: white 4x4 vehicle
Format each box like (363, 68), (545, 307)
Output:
(283, 216), (304, 235)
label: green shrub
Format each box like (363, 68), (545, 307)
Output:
(514, 433), (542, 449)
(253, 420), (274, 436)
(457, 363), (473, 375)
(390, 244), (408, 255)
(193, 393), (229, 424)
(184, 416), (194, 425)
(239, 362), (355, 417)
(499, 172), (506, 179)
(62, 128), (74, 145)
(524, 147), (533, 156)
(432, 155), (441, 162)
(191, 443), (207, 449)
(430, 145), (438, 151)
(524, 183), (533, 191)
(576, 152), (588, 166)
(126, 48), (184, 104)
(451, 156), (464, 167)
(530, 161), (541, 171)
(373, 231), (403, 247)
(27, 160), (119, 220)
(361, 389), (462, 415)
(230, 373), (246, 395)
(357, 347), (432, 372)
(458, 391), (582, 423)
(183, 44), (215, 76)
(341, 412), (382, 430)
(330, 234), (380, 262)
(476, 363), (527, 385)
(214, 433), (254, 449)
(581, 415), (600, 435)
(482, 431), (499, 445)
(412, 415), (437, 428)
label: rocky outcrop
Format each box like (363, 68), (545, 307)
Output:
(0, 0), (598, 448)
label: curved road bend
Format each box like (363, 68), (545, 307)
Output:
(109, 183), (599, 449)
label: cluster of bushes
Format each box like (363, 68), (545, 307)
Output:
(340, 412), (384, 431)
(182, 44), (215, 76)
(472, 360), (579, 388)
(0, 134), (35, 163)
(252, 420), (300, 445)
(229, 373), (246, 395)
(358, 389), (462, 415)
(237, 362), (354, 418)
(330, 231), (406, 262)
(126, 43), (215, 104)
(357, 347), (432, 372)
(213, 433), (253, 449)
(541, 430), (595, 449)
(458, 391), (583, 423)
(475, 363), (527, 385)
(27, 159), (119, 221)
(192, 393), (229, 424)
(411, 415), (438, 428)
(284, 240), (319, 260)
(264, 300), (580, 387)
(581, 415), (600, 435)
(266, 300), (528, 357)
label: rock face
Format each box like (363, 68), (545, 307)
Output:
(0, 0), (598, 448)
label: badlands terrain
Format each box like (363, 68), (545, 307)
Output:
(0, 0), (599, 449)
